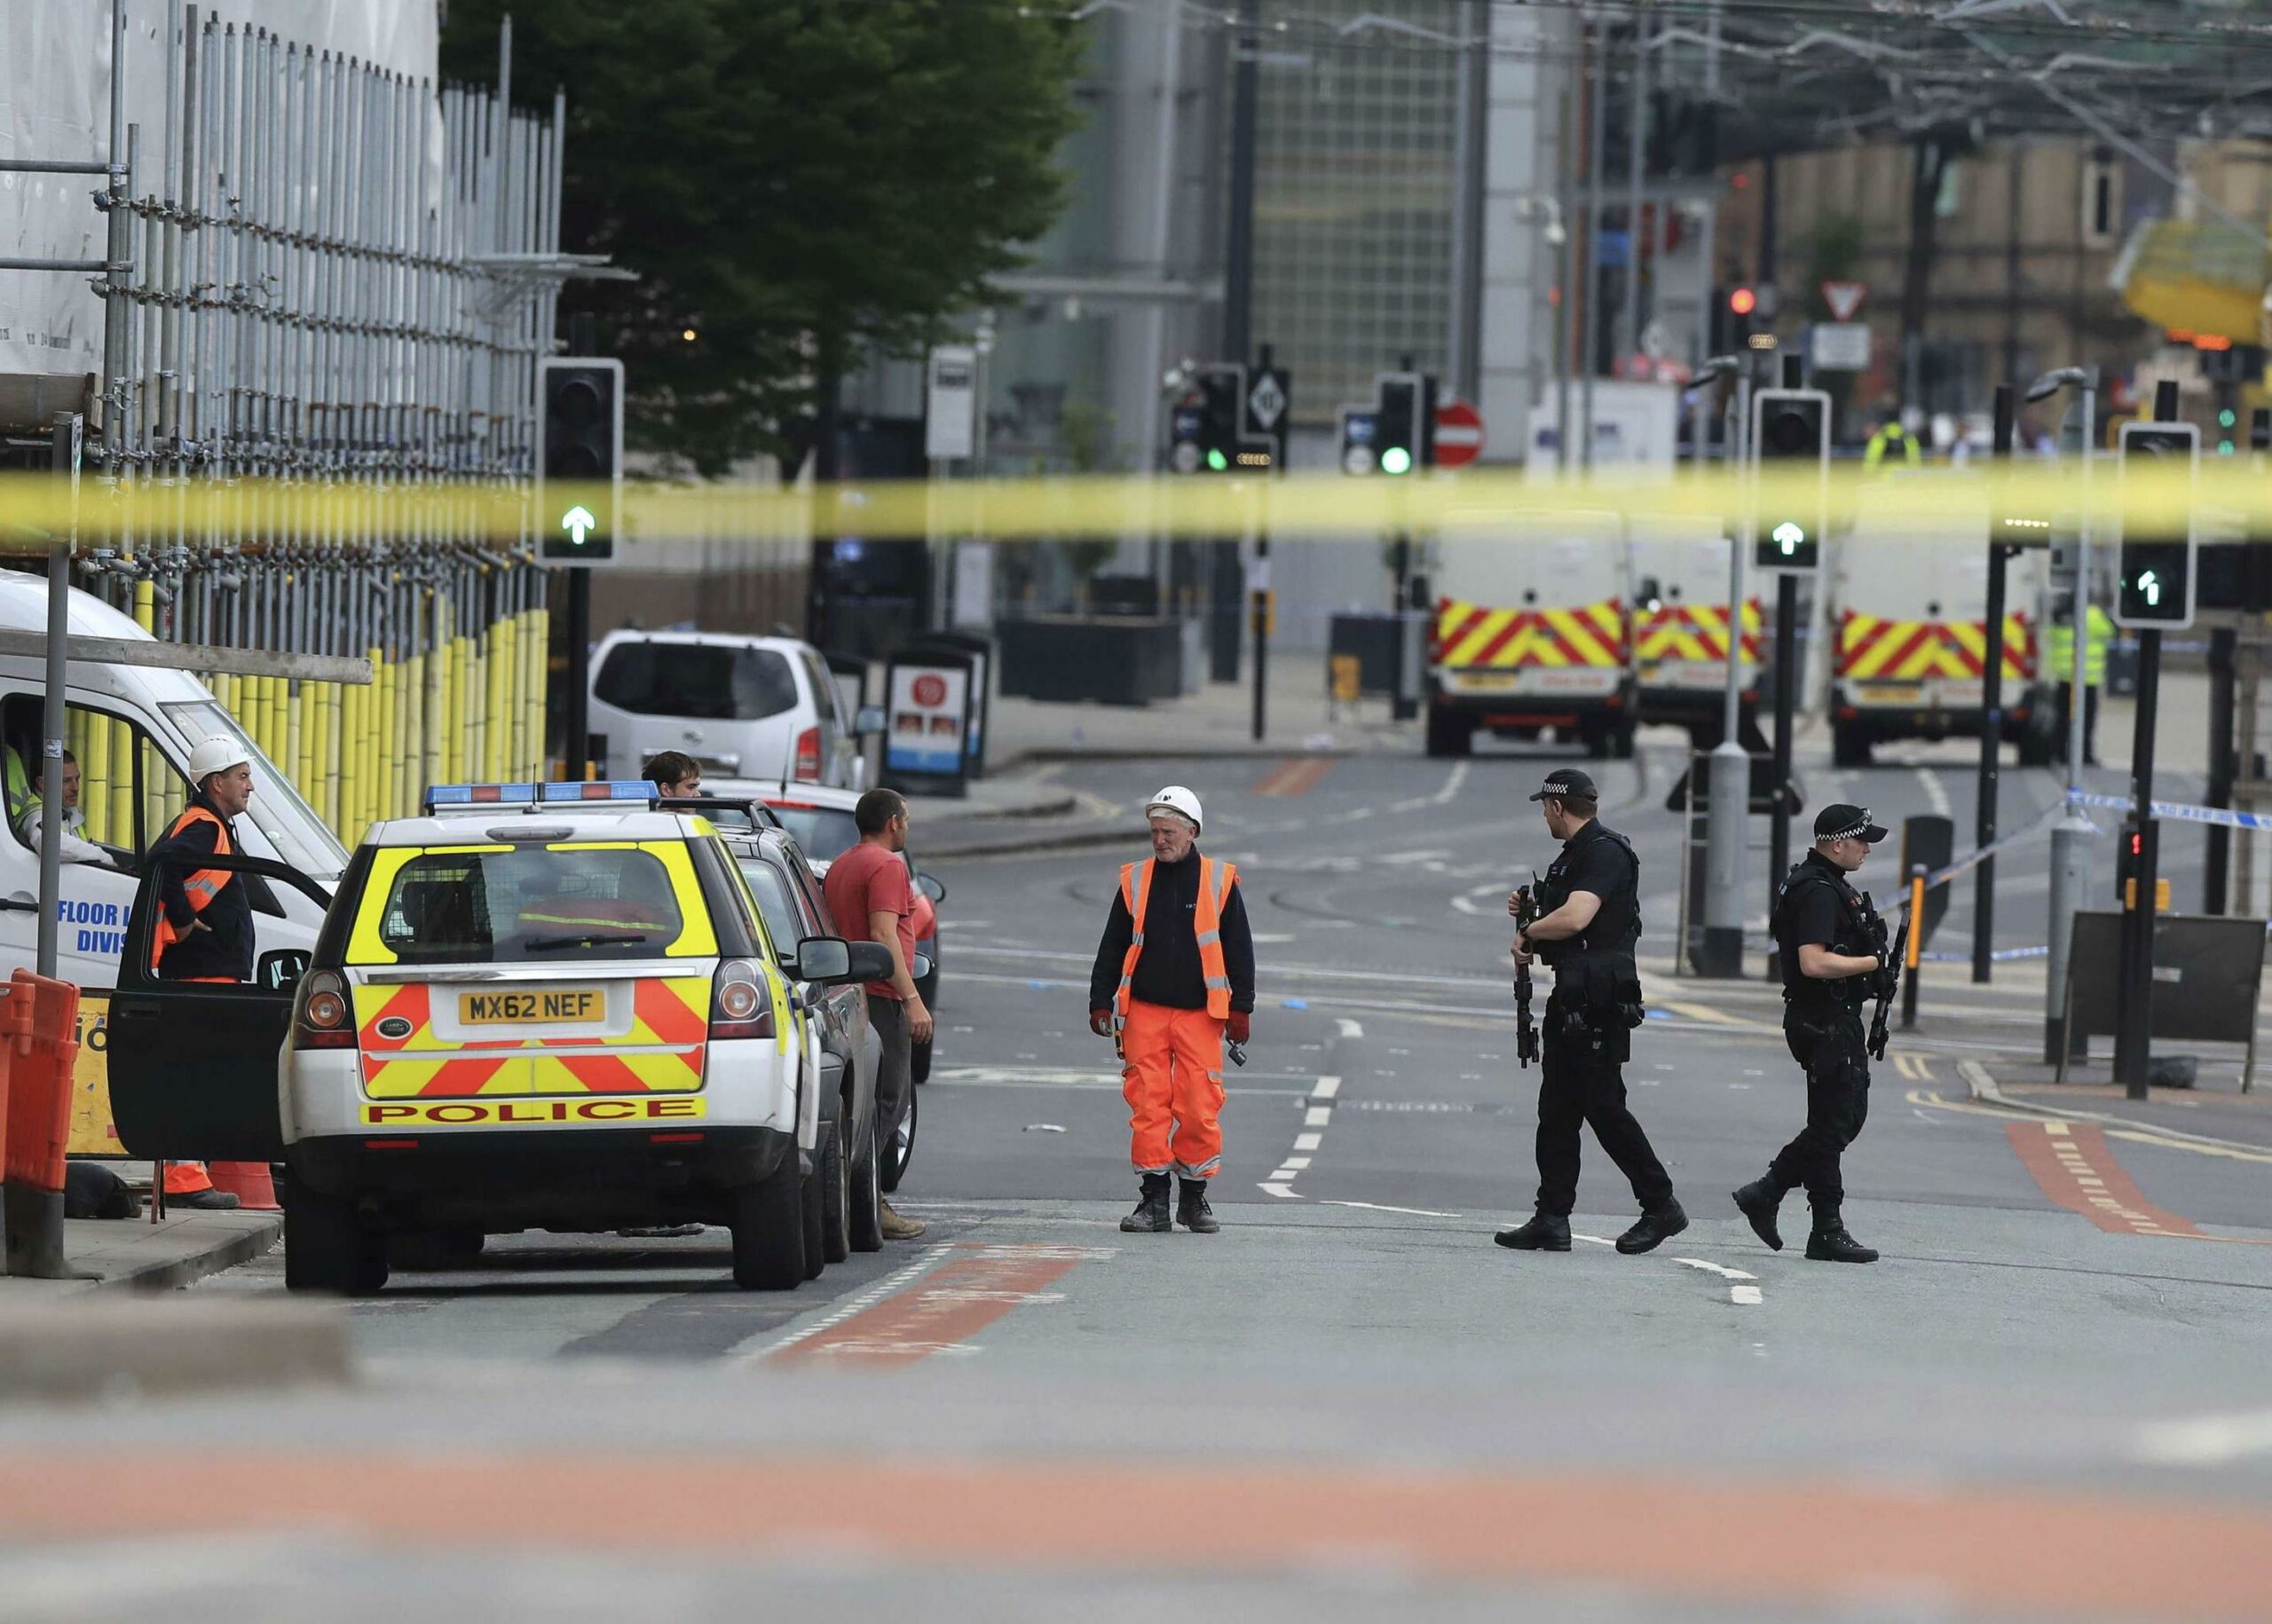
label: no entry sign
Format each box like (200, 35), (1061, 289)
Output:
(1433, 398), (1484, 469)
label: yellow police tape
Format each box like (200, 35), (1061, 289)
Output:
(0, 461), (2253, 546)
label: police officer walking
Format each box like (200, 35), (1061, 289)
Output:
(1732, 804), (1890, 1264)
(1495, 770), (1686, 1256)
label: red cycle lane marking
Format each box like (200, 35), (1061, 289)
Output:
(1252, 758), (1334, 798)
(767, 1242), (1099, 1367)
(2006, 1121), (2205, 1238)
(1, 1453), (2270, 1618)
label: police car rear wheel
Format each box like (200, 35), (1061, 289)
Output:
(730, 1153), (806, 1290)
(284, 1183), (389, 1296)
(820, 1100), (852, 1265)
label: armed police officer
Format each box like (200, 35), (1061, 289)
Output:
(1495, 770), (1686, 1257)
(1732, 804), (1889, 1264)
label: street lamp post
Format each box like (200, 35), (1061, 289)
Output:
(2026, 364), (2099, 1065)
(1692, 354), (1749, 977)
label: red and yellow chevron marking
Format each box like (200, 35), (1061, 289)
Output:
(1837, 613), (2035, 682)
(357, 977), (711, 1099)
(1432, 598), (1626, 669)
(1635, 599), (1763, 665)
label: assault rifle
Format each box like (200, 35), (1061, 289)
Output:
(1512, 879), (1541, 1068)
(1867, 917), (1905, 1062)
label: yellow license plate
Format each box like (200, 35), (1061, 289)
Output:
(459, 989), (605, 1026)
(1863, 683), (1925, 705)
(1453, 672), (1524, 693)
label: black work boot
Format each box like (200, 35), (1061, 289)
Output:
(1493, 1211), (1572, 1251)
(1616, 1198), (1689, 1255)
(1804, 1205), (1879, 1264)
(1120, 1173), (1172, 1234)
(1176, 1179), (1220, 1234)
(1732, 1178), (1787, 1252)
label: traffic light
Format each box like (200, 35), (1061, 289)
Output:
(2114, 421), (2198, 628)
(1374, 371), (1438, 476)
(1749, 388), (1830, 571)
(1338, 407), (1379, 476)
(539, 358), (623, 564)
(1169, 363), (1244, 474)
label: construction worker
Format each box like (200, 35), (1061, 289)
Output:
(1088, 785), (1254, 1236)
(19, 750), (108, 864)
(1732, 804), (1892, 1265)
(2044, 599), (2112, 767)
(144, 735), (258, 1210)
(1497, 769), (1685, 1256)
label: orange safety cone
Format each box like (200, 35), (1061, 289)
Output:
(207, 1159), (280, 1211)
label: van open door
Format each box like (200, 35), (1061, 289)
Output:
(106, 851), (332, 1163)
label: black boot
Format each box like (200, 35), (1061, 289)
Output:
(1176, 1179), (1219, 1234)
(1732, 1178), (1787, 1252)
(1493, 1211), (1572, 1251)
(1616, 1198), (1688, 1255)
(1120, 1173), (1172, 1234)
(1804, 1205), (1878, 1264)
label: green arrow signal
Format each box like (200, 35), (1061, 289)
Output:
(1771, 520), (1805, 555)
(561, 504), (596, 546)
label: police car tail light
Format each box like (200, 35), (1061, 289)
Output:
(295, 970), (356, 1051)
(711, 958), (775, 1039)
(794, 727), (822, 781)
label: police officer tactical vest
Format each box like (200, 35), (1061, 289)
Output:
(1772, 855), (1878, 1007)
(1534, 824), (1642, 963)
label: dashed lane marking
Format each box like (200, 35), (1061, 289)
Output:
(1312, 1076), (1342, 1100)
(1318, 1200), (1462, 1218)
(1915, 764), (1953, 819)
(1336, 1017), (1365, 1039)
(2133, 1407), (2272, 1467)
(1673, 1256), (1764, 1307)
(2006, 1121), (2208, 1240)
(761, 1243), (1111, 1367)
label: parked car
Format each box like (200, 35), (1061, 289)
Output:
(721, 821), (888, 1254)
(757, 784), (945, 1084)
(587, 631), (862, 788)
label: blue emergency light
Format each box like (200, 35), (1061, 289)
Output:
(539, 779), (663, 802)
(422, 783), (540, 812)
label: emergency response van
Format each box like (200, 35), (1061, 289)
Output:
(1629, 517), (1767, 749)
(1827, 477), (2057, 767)
(102, 782), (892, 1294)
(1424, 509), (1637, 758)
(0, 578), (340, 1151)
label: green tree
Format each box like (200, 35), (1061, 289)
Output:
(443, 1), (1085, 476)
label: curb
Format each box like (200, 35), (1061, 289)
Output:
(924, 823), (1134, 862)
(1959, 1059), (2272, 1155)
(0, 1295), (348, 1405)
(84, 1213), (285, 1296)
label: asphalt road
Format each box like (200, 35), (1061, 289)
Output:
(5, 736), (2270, 1621)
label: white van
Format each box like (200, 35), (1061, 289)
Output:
(0, 575), (343, 1150)
(1629, 518), (1768, 750)
(587, 631), (861, 789)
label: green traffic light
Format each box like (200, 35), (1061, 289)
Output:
(1206, 447), (1229, 471)
(2221, 440), (2237, 456)
(1380, 445), (1413, 476)
(2220, 408), (2238, 428)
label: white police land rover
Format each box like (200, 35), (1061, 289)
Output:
(105, 782), (890, 1295)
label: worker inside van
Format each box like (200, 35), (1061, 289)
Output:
(16, 749), (112, 866)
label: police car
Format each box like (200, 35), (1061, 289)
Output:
(104, 782), (891, 1295)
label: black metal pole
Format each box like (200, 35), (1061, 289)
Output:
(2116, 377), (2181, 1100)
(1251, 564), (1268, 743)
(1767, 570), (1799, 976)
(565, 566), (592, 782)
(1222, 0), (1258, 367)
(1974, 383), (2015, 982)
(2205, 625), (2237, 913)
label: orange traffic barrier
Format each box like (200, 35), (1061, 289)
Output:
(4, 968), (85, 1280)
(209, 1159), (280, 1211)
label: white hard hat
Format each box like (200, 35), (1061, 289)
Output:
(1144, 784), (1203, 834)
(187, 734), (251, 785)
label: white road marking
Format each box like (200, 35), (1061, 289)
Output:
(1730, 1285), (1765, 1305)
(2133, 1407), (2272, 1466)
(1572, 1233), (1615, 1247)
(753, 1244), (951, 1360)
(1277, 1156), (1312, 1171)
(1437, 761), (1472, 804)
(1259, 1181), (1300, 1199)
(1337, 1017), (1365, 1039)
(1319, 1200), (1461, 1218)
(1294, 1132), (1322, 1151)
(1250, 932), (1298, 944)
(1305, 1106), (1333, 1127)
(1674, 1256), (1763, 1306)
(1312, 1076), (1342, 1100)
(1915, 765), (1953, 819)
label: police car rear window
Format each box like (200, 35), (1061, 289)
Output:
(363, 847), (690, 965)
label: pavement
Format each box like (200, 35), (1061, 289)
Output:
(5, 715), (2270, 1619)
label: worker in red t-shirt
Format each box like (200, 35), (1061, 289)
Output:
(822, 788), (933, 1242)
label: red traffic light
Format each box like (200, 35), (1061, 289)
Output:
(1728, 287), (1758, 317)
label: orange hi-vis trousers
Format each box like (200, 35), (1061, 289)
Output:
(1121, 998), (1225, 1180)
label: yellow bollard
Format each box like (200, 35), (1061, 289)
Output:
(107, 704), (132, 848)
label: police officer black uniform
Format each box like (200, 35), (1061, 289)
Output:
(1495, 770), (1686, 1257)
(1732, 804), (1889, 1264)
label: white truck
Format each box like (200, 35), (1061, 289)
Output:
(1424, 510), (1637, 759)
(1629, 517), (1768, 750)
(1827, 480), (2058, 767)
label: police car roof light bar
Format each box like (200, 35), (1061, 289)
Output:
(422, 783), (540, 814)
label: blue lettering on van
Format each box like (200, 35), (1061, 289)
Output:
(52, 899), (130, 926)
(75, 927), (125, 956)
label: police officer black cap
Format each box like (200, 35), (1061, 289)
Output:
(1814, 803), (1889, 844)
(1528, 769), (1598, 803)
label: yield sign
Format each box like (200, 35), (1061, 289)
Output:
(1433, 398), (1485, 469)
(1821, 280), (1866, 323)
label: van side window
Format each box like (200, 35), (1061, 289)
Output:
(0, 695), (191, 867)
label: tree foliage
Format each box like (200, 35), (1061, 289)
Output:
(442, 1), (1085, 475)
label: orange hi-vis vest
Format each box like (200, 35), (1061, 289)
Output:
(1116, 855), (1237, 1021)
(150, 804), (233, 973)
